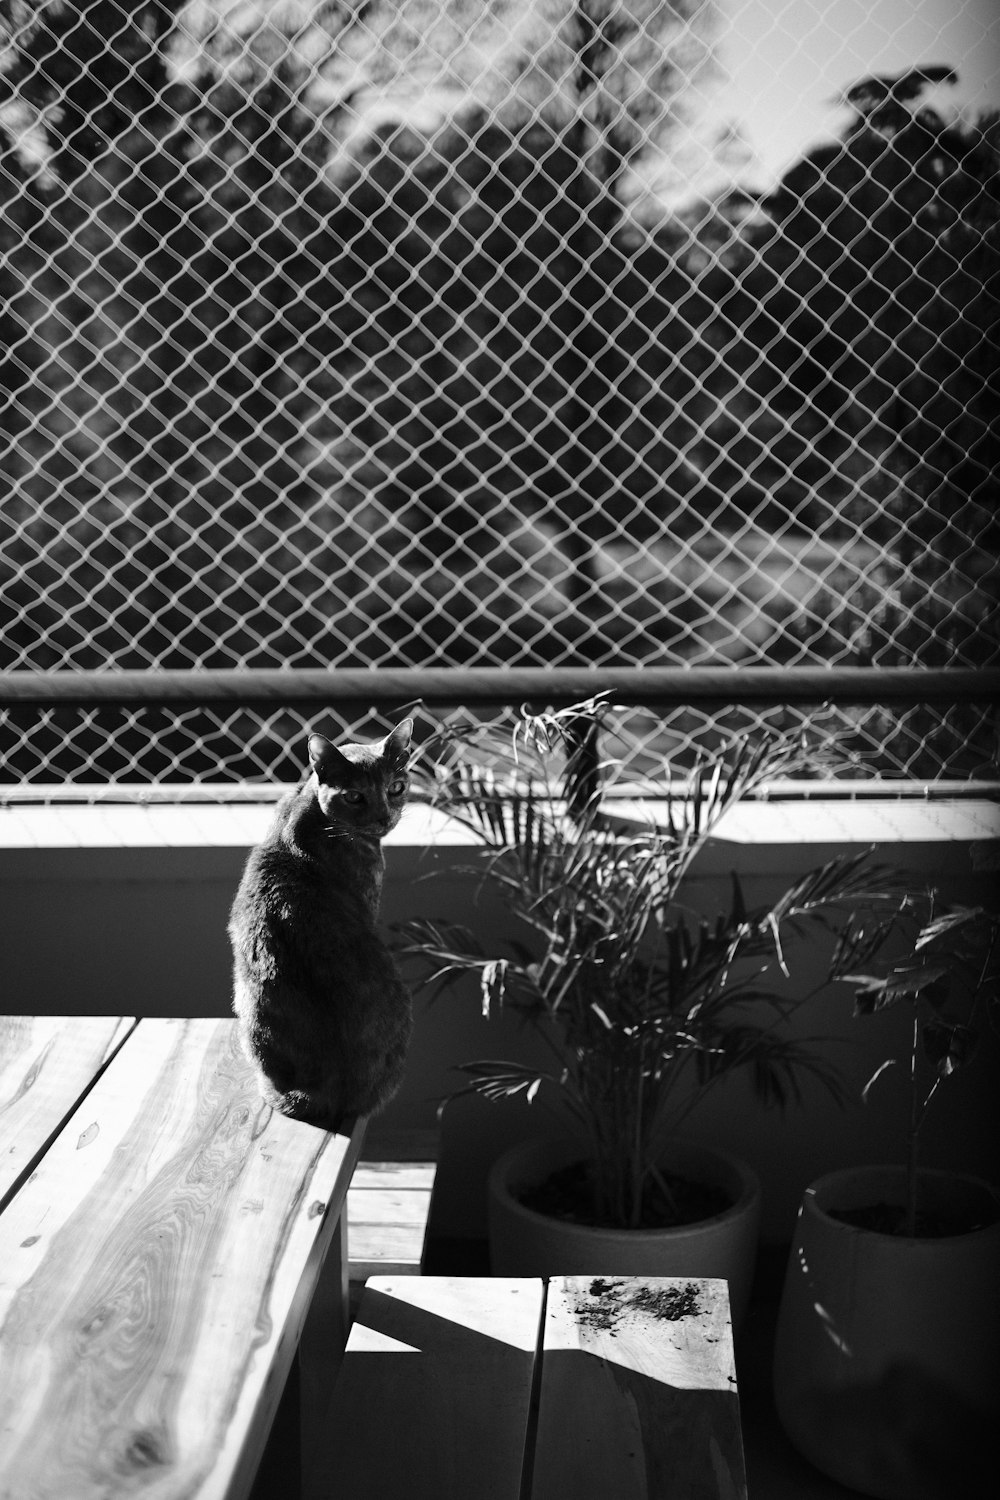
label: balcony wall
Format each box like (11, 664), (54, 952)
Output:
(1, 797), (997, 1245)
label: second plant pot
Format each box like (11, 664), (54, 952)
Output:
(773, 1164), (1000, 1499)
(487, 1136), (762, 1327)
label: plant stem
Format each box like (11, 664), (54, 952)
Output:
(631, 1041), (645, 1229)
(905, 1009), (920, 1237)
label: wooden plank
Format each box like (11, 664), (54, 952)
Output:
(348, 1222), (433, 1263)
(0, 1017), (362, 1500)
(348, 1184), (433, 1237)
(308, 1276), (543, 1500)
(0, 1015), (134, 1210)
(531, 1277), (748, 1500)
(348, 1156), (438, 1277)
(349, 1161), (437, 1192)
(348, 1250), (428, 1282)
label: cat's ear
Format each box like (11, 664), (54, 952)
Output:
(384, 719), (413, 763)
(308, 733), (352, 780)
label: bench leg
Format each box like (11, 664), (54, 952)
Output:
(299, 1213), (350, 1481)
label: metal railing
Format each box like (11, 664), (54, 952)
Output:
(2, 666), (996, 710)
(1, 666), (997, 794)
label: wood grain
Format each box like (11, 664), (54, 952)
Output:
(0, 1015), (134, 1210)
(531, 1277), (748, 1500)
(310, 1276), (543, 1500)
(0, 1017), (361, 1500)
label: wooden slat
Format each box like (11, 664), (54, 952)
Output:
(348, 1171), (437, 1276)
(349, 1162), (437, 1192)
(309, 1276), (543, 1500)
(0, 1017), (362, 1500)
(348, 1224), (432, 1278)
(531, 1276), (748, 1500)
(348, 1149), (438, 1278)
(0, 1015), (135, 1210)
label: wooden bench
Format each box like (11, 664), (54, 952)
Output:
(0, 1014), (365, 1499)
(312, 1274), (748, 1500)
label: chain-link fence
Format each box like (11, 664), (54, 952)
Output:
(1, 2), (997, 788)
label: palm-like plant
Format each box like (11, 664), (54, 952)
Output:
(397, 697), (905, 1230)
(830, 898), (999, 1236)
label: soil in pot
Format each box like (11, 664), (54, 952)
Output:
(517, 1159), (732, 1229)
(828, 1192), (1000, 1238)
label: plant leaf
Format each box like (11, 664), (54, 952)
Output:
(922, 1020), (978, 1077)
(846, 960), (951, 1015)
(480, 959), (509, 1018)
(450, 1060), (556, 1106)
(861, 1057), (897, 1102)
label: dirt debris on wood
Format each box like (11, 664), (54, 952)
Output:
(570, 1277), (703, 1334)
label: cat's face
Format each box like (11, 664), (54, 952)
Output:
(307, 720), (413, 839)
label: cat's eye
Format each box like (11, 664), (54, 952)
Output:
(342, 790), (365, 805)
(388, 779), (406, 797)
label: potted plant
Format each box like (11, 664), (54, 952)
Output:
(396, 696), (902, 1325)
(773, 899), (1000, 1498)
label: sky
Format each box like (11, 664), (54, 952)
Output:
(718, 0), (1000, 185)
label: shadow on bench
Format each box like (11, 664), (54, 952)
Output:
(308, 1274), (748, 1500)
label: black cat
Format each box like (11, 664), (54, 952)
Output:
(229, 720), (414, 1131)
